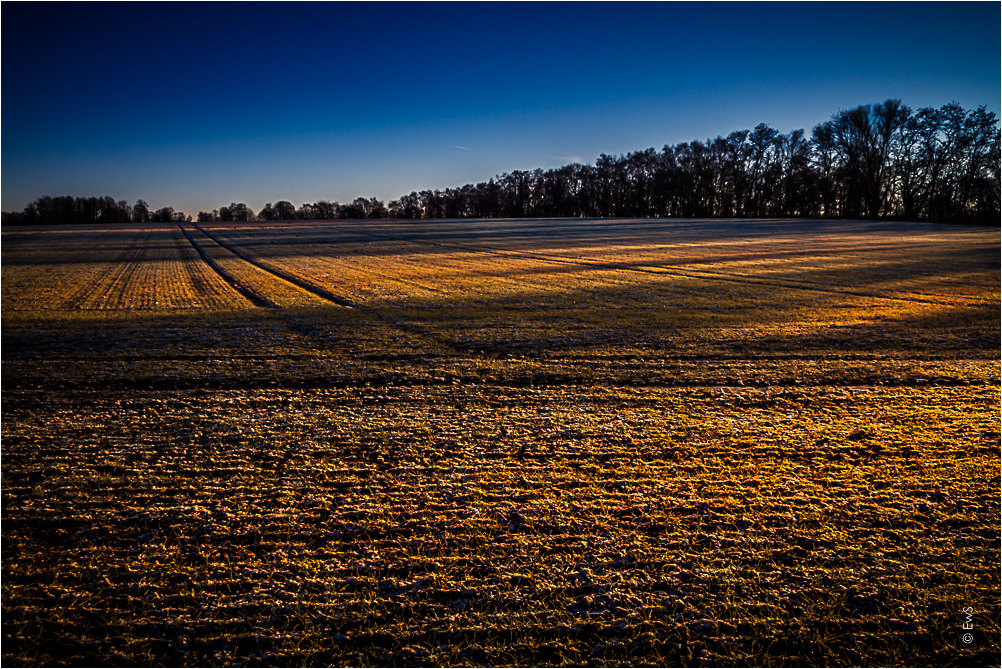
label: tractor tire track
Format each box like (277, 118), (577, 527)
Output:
(191, 224), (468, 354)
(177, 224), (274, 308)
(191, 223), (357, 308)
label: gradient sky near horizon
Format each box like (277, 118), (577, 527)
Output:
(2, 2), (999, 215)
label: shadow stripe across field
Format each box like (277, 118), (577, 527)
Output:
(344, 224), (972, 308)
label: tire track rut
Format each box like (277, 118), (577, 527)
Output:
(191, 223), (356, 308)
(177, 224), (273, 308)
(189, 224), (466, 355)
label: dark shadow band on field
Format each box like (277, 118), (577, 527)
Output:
(2, 300), (998, 393)
(193, 216), (996, 257)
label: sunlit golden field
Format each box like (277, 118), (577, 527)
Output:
(2, 218), (999, 667)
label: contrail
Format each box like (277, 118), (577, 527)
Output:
(454, 145), (470, 150)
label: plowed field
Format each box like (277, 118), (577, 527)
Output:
(2, 218), (999, 667)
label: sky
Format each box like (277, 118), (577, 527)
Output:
(2, 1), (999, 215)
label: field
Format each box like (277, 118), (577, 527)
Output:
(2, 217), (999, 667)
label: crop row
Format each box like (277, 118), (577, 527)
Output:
(1, 225), (245, 312)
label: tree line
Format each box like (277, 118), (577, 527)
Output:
(4, 99), (998, 226)
(1, 196), (192, 226)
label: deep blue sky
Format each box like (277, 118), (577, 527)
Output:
(3, 2), (999, 215)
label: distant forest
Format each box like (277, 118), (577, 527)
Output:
(4, 99), (999, 226)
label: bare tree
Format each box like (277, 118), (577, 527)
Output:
(132, 199), (151, 223)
